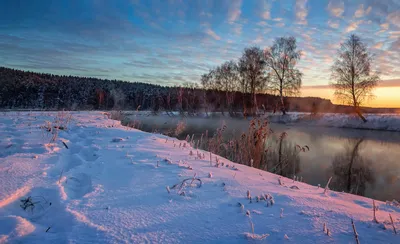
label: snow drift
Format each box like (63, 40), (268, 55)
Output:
(0, 111), (399, 243)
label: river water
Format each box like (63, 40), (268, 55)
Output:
(123, 113), (400, 202)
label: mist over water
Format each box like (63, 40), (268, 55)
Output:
(123, 113), (400, 202)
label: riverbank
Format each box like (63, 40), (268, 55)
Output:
(0, 111), (399, 243)
(122, 111), (400, 132)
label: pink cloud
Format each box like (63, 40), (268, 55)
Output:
(295, 0), (308, 25)
(354, 4), (372, 18)
(205, 28), (221, 40)
(345, 20), (363, 33)
(260, 0), (271, 20)
(373, 42), (384, 49)
(327, 1), (344, 17)
(303, 80), (400, 89)
(327, 19), (340, 28)
(227, 0), (242, 24)
(387, 10), (400, 28)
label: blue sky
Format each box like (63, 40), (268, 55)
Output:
(0, 0), (399, 87)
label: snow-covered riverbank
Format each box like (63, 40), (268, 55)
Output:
(123, 111), (400, 132)
(0, 111), (399, 243)
(267, 112), (400, 132)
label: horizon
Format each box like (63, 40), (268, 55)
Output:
(0, 0), (399, 107)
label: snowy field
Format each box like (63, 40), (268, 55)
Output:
(0, 111), (399, 243)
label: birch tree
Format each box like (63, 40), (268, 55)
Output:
(330, 34), (379, 122)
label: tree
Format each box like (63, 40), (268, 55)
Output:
(330, 139), (374, 196)
(200, 70), (216, 90)
(214, 60), (240, 114)
(264, 36), (302, 115)
(330, 34), (379, 122)
(214, 60), (239, 92)
(238, 47), (268, 115)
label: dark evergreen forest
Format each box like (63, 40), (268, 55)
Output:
(0, 67), (339, 114)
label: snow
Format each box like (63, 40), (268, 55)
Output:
(263, 112), (400, 131)
(0, 111), (399, 243)
(124, 110), (400, 132)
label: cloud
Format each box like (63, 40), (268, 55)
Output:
(199, 11), (212, 18)
(366, 6), (372, 14)
(232, 24), (242, 36)
(391, 38), (400, 51)
(327, 1), (344, 17)
(252, 35), (263, 44)
(387, 10), (400, 28)
(303, 80), (400, 89)
(345, 20), (362, 33)
(379, 79), (400, 87)
(227, 0), (242, 24)
(381, 23), (390, 30)
(376, 22), (390, 34)
(302, 84), (331, 89)
(327, 19), (340, 28)
(260, 0), (271, 20)
(373, 42), (384, 49)
(389, 31), (400, 40)
(300, 33), (312, 42)
(295, 0), (308, 25)
(205, 28), (221, 40)
(354, 4), (372, 18)
(257, 21), (268, 27)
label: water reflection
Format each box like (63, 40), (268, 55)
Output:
(330, 139), (375, 196)
(263, 133), (301, 178)
(123, 114), (400, 201)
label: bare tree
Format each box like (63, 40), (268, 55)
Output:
(238, 47), (268, 115)
(264, 36), (302, 115)
(214, 60), (240, 114)
(214, 60), (239, 92)
(200, 70), (216, 90)
(330, 34), (379, 122)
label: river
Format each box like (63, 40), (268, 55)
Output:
(122, 113), (400, 202)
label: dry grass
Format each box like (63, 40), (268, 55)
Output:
(193, 118), (306, 178)
(41, 111), (72, 143)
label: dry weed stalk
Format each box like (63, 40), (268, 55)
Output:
(324, 176), (332, 194)
(169, 176), (202, 195)
(389, 214), (397, 234)
(20, 195), (51, 212)
(373, 200), (379, 223)
(351, 219), (360, 244)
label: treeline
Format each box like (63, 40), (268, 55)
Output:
(0, 66), (332, 113)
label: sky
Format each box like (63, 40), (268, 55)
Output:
(0, 0), (399, 107)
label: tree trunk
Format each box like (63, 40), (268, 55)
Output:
(354, 106), (367, 122)
(280, 85), (286, 115)
(347, 139), (363, 192)
(253, 93), (257, 116)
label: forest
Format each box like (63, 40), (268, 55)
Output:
(0, 66), (334, 114)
